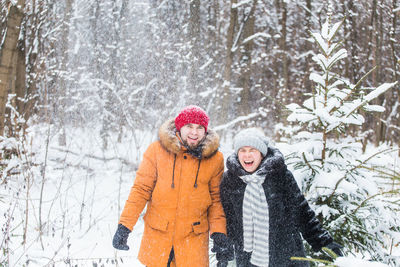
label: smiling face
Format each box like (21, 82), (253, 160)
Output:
(238, 146), (263, 173)
(179, 123), (206, 149)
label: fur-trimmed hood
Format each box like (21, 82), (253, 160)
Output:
(158, 119), (220, 159)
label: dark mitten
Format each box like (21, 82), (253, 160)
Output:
(325, 242), (344, 256)
(211, 232), (234, 263)
(112, 224), (131, 250)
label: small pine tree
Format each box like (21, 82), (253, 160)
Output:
(284, 15), (399, 265)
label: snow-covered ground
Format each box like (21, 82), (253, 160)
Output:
(1, 125), (398, 266)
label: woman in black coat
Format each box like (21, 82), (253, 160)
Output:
(217, 128), (342, 267)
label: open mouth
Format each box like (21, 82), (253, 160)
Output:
(243, 160), (254, 167)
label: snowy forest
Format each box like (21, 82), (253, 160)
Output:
(1, 0), (399, 266)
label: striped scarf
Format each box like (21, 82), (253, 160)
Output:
(240, 173), (270, 267)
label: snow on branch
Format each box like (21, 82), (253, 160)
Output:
(345, 82), (398, 118)
(310, 32), (329, 54)
(214, 112), (260, 131)
(242, 32), (271, 44)
(321, 19), (343, 41)
(232, 0), (253, 9)
(231, 20), (245, 53)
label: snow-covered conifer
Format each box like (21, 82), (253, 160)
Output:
(284, 15), (399, 265)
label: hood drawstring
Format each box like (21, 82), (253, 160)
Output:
(171, 154), (177, 188)
(171, 156), (202, 189)
(194, 159), (201, 188)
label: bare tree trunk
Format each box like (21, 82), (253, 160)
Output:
(205, 0), (220, 114)
(15, 37), (26, 125)
(303, 0), (312, 92)
(380, 1), (397, 147)
(207, 0), (219, 59)
(348, 1), (360, 83)
(189, 0), (201, 93)
(374, 1), (384, 146)
(361, 0), (378, 143)
(114, 0), (129, 142)
(388, 0), (400, 155)
(219, 0), (237, 125)
(366, 0), (377, 71)
(23, 0), (41, 123)
(0, 0), (25, 138)
(389, 0), (398, 85)
(57, 0), (73, 146)
(91, 1), (108, 149)
(238, 0), (256, 116)
(280, 0), (288, 97)
(341, 0), (350, 79)
(273, 0), (288, 124)
(6, 41), (18, 138)
(5, 33), (24, 138)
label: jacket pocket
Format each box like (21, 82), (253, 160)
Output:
(192, 218), (209, 234)
(144, 211), (169, 232)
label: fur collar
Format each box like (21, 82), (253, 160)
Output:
(158, 119), (220, 159)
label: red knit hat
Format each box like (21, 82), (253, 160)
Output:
(175, 105), (209, 132)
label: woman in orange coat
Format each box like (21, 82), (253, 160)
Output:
(112, 106), (230, 267)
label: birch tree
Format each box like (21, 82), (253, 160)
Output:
(0, 0), (25, 138)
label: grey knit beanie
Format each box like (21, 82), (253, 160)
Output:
(233, 128), (269, 156)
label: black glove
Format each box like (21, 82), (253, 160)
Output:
(112, 224), (131, 250)
(211, 232), (234, 264)
(325, 242), (343, 256)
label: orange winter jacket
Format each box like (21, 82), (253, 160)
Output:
(119, 119), (226, 267)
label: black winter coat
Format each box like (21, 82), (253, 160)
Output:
(220, 147), (333, 267)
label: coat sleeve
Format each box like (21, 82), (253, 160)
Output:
(220, 172), (237, 241)
(283, 170), (333, 251)
(207, 152), (227, 236)
(118, 142), (158, 231)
